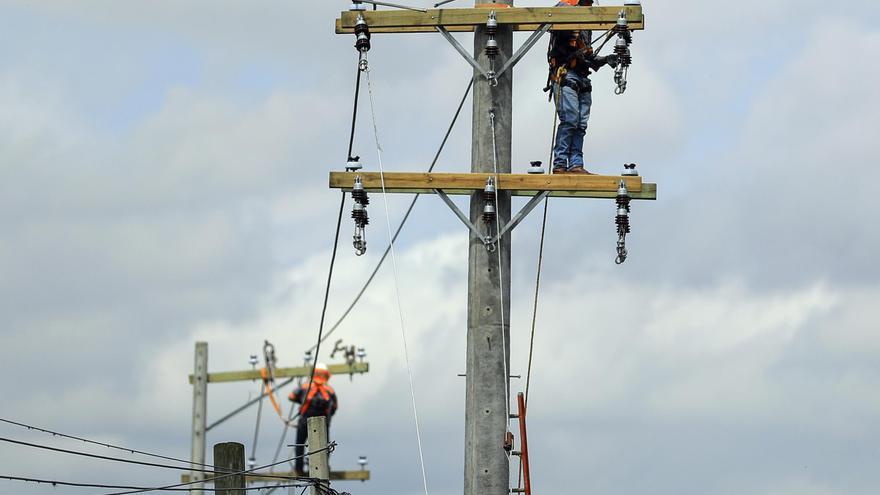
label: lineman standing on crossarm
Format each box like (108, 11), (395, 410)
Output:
(547, 0), (619, 174)
(288, 363), (338, 476)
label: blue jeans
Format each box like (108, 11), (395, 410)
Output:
(552, 72), (592, 169)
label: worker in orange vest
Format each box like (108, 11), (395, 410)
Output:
(288, 363), (338, 476)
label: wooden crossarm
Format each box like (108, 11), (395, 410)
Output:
(188, 362), (370, 384)
(329, 171), (657, 200)
(180, 470), (370, 483)
(336, 6), (644, 34)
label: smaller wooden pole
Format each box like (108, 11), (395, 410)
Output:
(214, 442), (245, 495)
(307, 416), (330, 495)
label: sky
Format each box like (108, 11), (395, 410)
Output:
(1, 1), (879, 494)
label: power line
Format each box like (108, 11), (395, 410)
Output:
(307, 76), (474, 354)
(0, 436), (303, 480)
(0, 474), (311, 492)
(0, 417), (212, 469)
(100, 444), (336, 495)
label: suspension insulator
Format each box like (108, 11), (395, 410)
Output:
(483, 202), (497, 223)
(616, 181), (631, 213)
(615, 181), (631, 236)
(614, 12), (633, 46)
(485, 38), (499, 58)
(486, 12), (498, 36)
(483, 177), (496, 201)
(614, 38), (632, 66)
(351, 176), (370, 206)
(354, 16), (371, 52)
(352, 201), (369, 228)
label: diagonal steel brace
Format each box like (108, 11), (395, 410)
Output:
(434, 189), (491, 245)
(436, 26), (490, 79)
(487, 191), (550, 243)
(494, 24), (552, 79)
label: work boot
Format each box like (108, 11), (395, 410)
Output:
(567, 166), (594, 175)
(552, 165), (567, 174)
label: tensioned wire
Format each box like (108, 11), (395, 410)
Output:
(364, 54), (430, 495)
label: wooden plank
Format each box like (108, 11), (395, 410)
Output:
(181, 470), (370, 484)
(330, 171), (641, 191)
(188, 362), (369, 384)
(330, 172), (656, 200)
(336, 6), (644, 34)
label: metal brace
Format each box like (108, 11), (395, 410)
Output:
(434, 189), (494, 250)
(486, 190), (549, 244)
(436, 26), (490, 80)
(494, 24), (551, 79)
(434, 189), (551, 249)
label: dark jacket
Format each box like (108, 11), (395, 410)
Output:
(548, 30), (611, 79)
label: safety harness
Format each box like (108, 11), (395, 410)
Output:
(299, 381), (336, 417)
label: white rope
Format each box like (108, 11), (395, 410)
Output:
(364, 60), (431, 495)
(488, 110), (512, 430)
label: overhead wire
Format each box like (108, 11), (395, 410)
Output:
(0, 436), (290, 479)
(306, 76), (474, 354)
(364, 54), (430, 495)
(0, 417), (211, 469)
(0, 475), (310, 492)
(100, 444), (336, 495)
(293, 190), (346, 482)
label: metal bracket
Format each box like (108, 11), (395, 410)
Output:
(436, 26), (490, 79)
(434, 189), (491, 245)
(435, 189), (550, 247)
(487, 191), (550, 243)
(494, 24), (551, 79)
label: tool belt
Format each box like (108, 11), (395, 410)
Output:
(560, 75), (592, 94)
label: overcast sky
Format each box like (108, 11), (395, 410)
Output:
(1, 1), (879, 495)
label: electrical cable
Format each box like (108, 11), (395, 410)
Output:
(0, 436), (284, 480)
(0, 417), (212, 469)
(100, 444), (336, 495)
(306, 76), (474, 354)
(364, 56), (430, 495)
(207, 378), (295, 432)
(347, 56), (364, 160)
(295, 190), (347, 480)
(0, 475), (311, 492)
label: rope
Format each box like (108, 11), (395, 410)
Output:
(488, 110), (512, 429)
(364, 56), (430, 495)
(306, 77), (474, 354)
(516, 80), (561, 493)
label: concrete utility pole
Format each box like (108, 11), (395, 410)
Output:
(465, 1), (513, 494)
(213, 442), (246, 495)
(330, 5), (652, 495)
(191, 341), (208, 495)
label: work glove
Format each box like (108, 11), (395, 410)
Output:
(605, 54), (620, 68)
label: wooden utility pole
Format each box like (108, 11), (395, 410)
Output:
(191, 341), (208, 495)
(307, 416), (331, 495)
(213, 442), (246, 495)
(466, 1), (513, 494)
